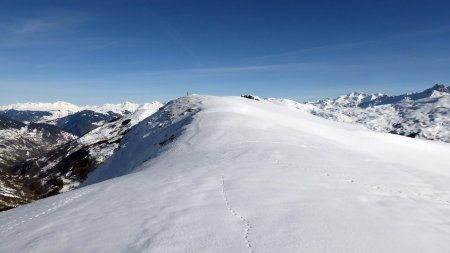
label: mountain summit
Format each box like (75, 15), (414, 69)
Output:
(1, 95), (449, 252)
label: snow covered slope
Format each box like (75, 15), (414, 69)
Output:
(270, 84), (450, 142)
(1, 95), (450, 252)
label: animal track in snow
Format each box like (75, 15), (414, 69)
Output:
(0, 188), (93, 234)
(320, 171), (450, 207)
(269, 158), (450, 208)
(221, 173), (254, 252)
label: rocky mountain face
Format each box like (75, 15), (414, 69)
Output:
(0, 110), (52, 123)
(12, 107), (158, 198)
(52, 110), (121, 136)
(270, 84), (450, 142)
(0, 115), (76, 211)
(0, 102), (162, 211)
(0, 115), (76, 171)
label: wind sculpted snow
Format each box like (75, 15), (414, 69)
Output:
(1, 95), (450, 253)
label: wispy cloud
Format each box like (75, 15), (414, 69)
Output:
(124, 62), (322, 77)
(399, 26), (450, 38)
(0, 12), (89, 48)
(255, 40), (379, 59)
(0, 62), (326, 90)
(147, 11), (199, 65)
(178, 63), (301, 73)
(14, 19), (62, 35)
(256, 26), (450, 59)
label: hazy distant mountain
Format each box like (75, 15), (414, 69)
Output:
(0, 101), (154, 123)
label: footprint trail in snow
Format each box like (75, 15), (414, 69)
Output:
(221, 173), (254, 252)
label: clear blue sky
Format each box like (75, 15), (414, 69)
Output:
(1, 0), (450, 104)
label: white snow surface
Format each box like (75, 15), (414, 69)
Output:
(1, 95), (450, 253)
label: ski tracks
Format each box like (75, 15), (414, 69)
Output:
(221, 173), (254, 252)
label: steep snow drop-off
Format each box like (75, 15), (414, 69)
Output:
(1, 95), (450, 253)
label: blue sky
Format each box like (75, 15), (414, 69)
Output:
(1, 0), (450, 104)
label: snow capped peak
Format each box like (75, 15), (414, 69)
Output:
(311, 84), (449, 109)
(53, 101), (79, 107)
(316, 92), (384, 108)
(426, 84), (450, 94)
(0, 101), (80, 112)
(136, 102), (164, 110)
(430, 90), (449, 98)
(84, 102), (141, 114)
(85, 102), (164, 117)
(425, 84), (450, 98)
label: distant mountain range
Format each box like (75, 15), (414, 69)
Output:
(270, 84), (450, 142)
(0, 102), (161, 136)
(0, 101), (144, 120)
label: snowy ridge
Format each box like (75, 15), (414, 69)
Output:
(1, 95), (449, 252)
(78, 103), (160, 163)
